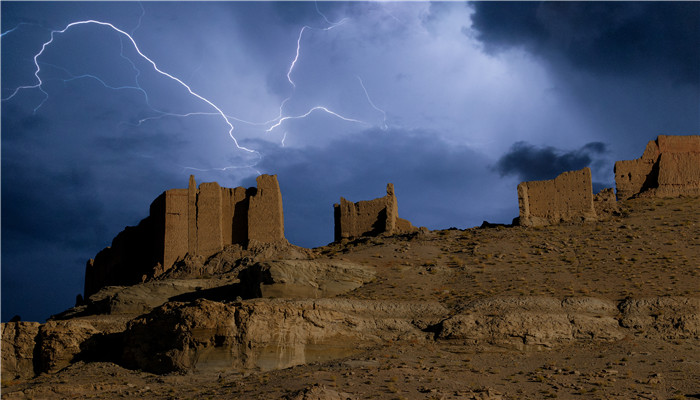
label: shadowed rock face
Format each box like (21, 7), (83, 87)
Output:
(615, 135), (700, 200)
(239, 260), (376, 299)
(517, 168), (597, 227)
(333, 183), (416, 241)
(1, 322), (40, 380)
(3, 295), (698, 377)
(84, 174), (285, 298)
(120, 298), (449, 374)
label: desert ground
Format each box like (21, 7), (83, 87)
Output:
(2, 195), (699, 399)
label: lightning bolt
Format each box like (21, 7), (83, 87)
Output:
(286, 19), (348, 88)
(357, 76), (388, 131)
(3, 4), (390, 172)
(1, 19), (258, 156)
(314, 1), (341, 26)
(1, 22), (47, 37)
(266, 106), (367, 132)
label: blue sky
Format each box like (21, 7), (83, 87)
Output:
(2, 2), (698, 321)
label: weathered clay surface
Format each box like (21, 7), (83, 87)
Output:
(33, 320), (100, 374)
(60, 277), (240, 318)
(248, 174), (285, 243)
(157, 239), (312, 280)
(240, 260), (376, 299)
(1, 322), (40, 380)
(437, 297), (625, 348)
(121, 298), (448, 373)
(615, 135), (700, 199)
(334, 183), (417, 241)
(517, 168), (597, 227)
(3, 295), (698, 381)
(593, 187), (620, 218)
(285, 384), (355, 400)
(619, 297), (700, 339)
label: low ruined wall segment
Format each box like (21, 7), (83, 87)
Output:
(517, 168), (596, 227)
(334, 183), (416, 241)
(615, 135), (700, 199)
(85, 174), (286, 298)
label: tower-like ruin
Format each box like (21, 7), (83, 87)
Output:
(85, 174), (284, 298)
(614, 135), (700, 199)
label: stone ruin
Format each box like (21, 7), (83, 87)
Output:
(517, 167), (598, 227)
(82, 135), (700, 296)
(84, 174), (284, 298)
(614, 135), (700, 200)
(515, 135), (699, 226)
(334, 183), (417, 241)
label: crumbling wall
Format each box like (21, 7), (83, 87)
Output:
(334, 183), (416, 241)
(196, 182), (224, 257)
(615, 135), (700, 199)
(517, 168), (597, 227)
(593, 188), (620, 218)
(85, 174), (285, 298)
(161, 189), (189, 270)
(248, 174), (285, 243)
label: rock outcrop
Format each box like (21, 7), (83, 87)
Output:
(85, 174), (285, 298)
(285, 384), (354, 400)
(2, 296), (697, 378)
(121, 298), (448, 373)
(334, 183), (417, 241)
(619, 297), (700, 339)
(1, 322), (40, 380)
(437, 297), (625, 348)
(438, 296), (699, 348)
(239, 260), (376, 299)
(34, 320), (102, 374)
(593, 187), (620, 218)
(614, 135), (700, 199)
(517, 168), (597, 227)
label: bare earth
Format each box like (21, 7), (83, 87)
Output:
(2, 196), (699, 399)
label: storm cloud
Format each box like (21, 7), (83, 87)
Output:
(494, 141), (607, 182)
(471, 2), (700, 86)
(2, 2), (697, 322)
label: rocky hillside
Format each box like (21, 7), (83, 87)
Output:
(2, 196), (699, 399)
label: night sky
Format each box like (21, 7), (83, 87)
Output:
(2, 2), (698, 322)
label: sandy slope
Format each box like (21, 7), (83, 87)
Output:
(2, 196), (698, 399)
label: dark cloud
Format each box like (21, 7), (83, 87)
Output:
(2, 1), (695, 324)
(494, 141), (607, 183)
(470, 2), (700, 86)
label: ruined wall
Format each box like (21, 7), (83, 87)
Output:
(334, 183), (416, 241)
(593, 188), (620, 218)
(161, 189), (189, 270)
(517, 168), (596, 227)
(248, 174), (285, 243)
(85, 174), (285, 298)
(615, 135), (700, 199)
(196, 182), (224, 257)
